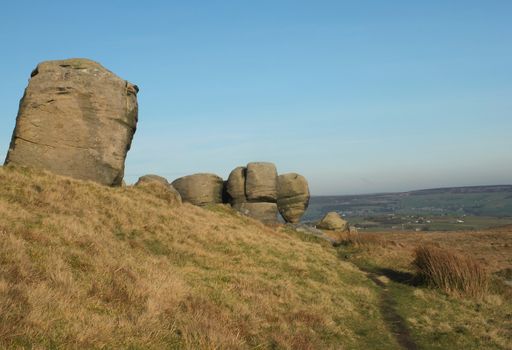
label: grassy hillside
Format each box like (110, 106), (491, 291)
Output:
(0, 166), (393, 349)
(1, 166), (510, 349)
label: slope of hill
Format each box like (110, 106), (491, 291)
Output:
(1, 166), (510, 349)
(0, 166), (394, 349)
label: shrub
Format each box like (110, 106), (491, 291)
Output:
(413, 245), (489, 298)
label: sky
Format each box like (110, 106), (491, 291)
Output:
(0, 1), (511, 195)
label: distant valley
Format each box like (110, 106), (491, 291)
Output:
(305, 185), (512, 231)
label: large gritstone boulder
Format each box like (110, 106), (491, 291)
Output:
(4, 58), (138, 186)
(316, 212), (349, 231)
(134, 174), (182, 206)
(245, 162), (277, 202)
(226, 166), (246, 204)
(171, 173), (224, 206)
(232, 202), (279, 225)
(277, 173), (310, 223)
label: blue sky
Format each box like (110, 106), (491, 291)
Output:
(0, 1), (511, 195)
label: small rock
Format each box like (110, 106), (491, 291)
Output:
(316, 212), (349, 231)
(135, 174), (181, 206)
(135, 174), (170, 186)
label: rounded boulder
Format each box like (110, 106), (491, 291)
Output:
(316, 212), (349, 231)
(226, 166), (246, 204)
(134, 174), (182, 206)
(171, 173), (224, 206)
(277, 173), (310, 223)
(135, 174), (170, 187)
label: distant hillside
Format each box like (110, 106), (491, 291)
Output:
(305, 185), (512, 230)
(409, 185), (512, 195)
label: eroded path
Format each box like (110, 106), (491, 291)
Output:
(292, 226), (421, 349)
(365, 270), (419, 350)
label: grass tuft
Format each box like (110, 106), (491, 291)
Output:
(413, 245), (489, 298)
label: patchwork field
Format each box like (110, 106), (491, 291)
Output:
(305, 186), (512, 231)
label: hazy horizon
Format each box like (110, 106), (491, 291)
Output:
(1, 1), (511, 195)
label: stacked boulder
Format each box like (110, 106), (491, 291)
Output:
(223, 162), (310, 225)
(169, 163), (310, 225)
(227, 162), (280, 225)
(226, 166), (246, 205)
(277, 173), (310, 223)
(171, 173), (224, 206)
(4, 58), (138, 186)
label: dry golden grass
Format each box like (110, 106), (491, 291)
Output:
(0, 166), (392, 349)
(366, 228), (512, 273)
(341, 232), (386, 248)
(339, 229), (512, 349)
(413, 245), (489, 298)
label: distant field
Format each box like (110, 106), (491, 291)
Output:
(358, 226), (512, 273)
(305, 185), (512, 231)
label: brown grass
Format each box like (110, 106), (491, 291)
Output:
(367, 228), (512, 273)
(413, 245), (489, 298)
(341, 232), (387, 248)
(0, 166), (393, 349)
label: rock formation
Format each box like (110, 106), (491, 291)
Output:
(226, 162), (279, 224)
(135, 174), (182, 206)
(4, 58), (138, 186)
(232, 202), (279, 226)
(316, 212), (349, 231)
(171, 173), (224, 206)
(277, 173), (310, 223)
(226, 166), (246, 204)
(245, 162), (278, 202)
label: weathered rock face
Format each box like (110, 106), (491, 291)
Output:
(171, 173), (224, 206)
(245, 162), (277, 202)
(135, 174), (182, 206)
(4, 58), (138, 186)
(226, 166), (246, 204)
(277, 173), (310, 223)
(232, 202), (278, 225)
(316, 212), (349, 231)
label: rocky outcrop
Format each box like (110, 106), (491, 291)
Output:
(226, 162), (280, 224)
(277, 173), (310, 223)
(226, 166), (246, 204)
(232, 202), (278, 225)
(171, 173), (224, 206)
(134, 174), (182, 206)
(4, 58), (138, 186)
(226, 163), (310, 225)
(245, 162), (278, 202)
(316, 212), (349, 231)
